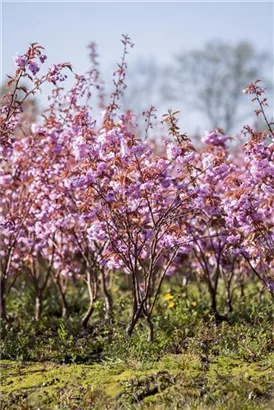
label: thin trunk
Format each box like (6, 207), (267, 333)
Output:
(132, 272), (138, 315)
(0, 280), (7, 321)
(226, 285), (233, 313)
(258, 283), (265, 302)
(240, 279), (245, 299)
(146, 316), (154, 343)
(32, 254), (53, 322)
(53, 275), (68, 318)
(101, 269), (113, 320)
(182, 276), (189, 295)
(82, 303), (94, 329)
(207, 281), (219, 317)
(225, 274), (234, 313)
(126, 301), (144, 338)
(126, 318), (137, 339)
(82, 267), (96, 328)
(211, 291), (218, 316)
(35, 290), (43, 321)
(208, 281), (228, 322)
(222, 264), (234, 314)
(193, 247), (217, 314)
(60, 291), (68, 318)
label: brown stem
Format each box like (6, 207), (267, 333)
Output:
(82, 303), (94, 329)
(209, 286), (218, 316)
(0, 279), (7, 321)
(146, 316), (154, 343)
(224, 268), (234, 313)
(35, 290), (43, 321)
(126, 300), (146, 338)
(101, 269), (113, 320)
(61, 297), (67, 318)
(82, 266), (97, 328)
(52, 273), (68, 318)
(226, 283), (234, 313)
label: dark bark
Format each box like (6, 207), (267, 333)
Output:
(53, 276), (68, 318)
(126, 303), (144, 339)
(0, 281), (7, 321)
(82, 303), (94, 329)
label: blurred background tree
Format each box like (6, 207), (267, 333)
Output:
(121, 58), (163, 115)
(122, 40), (272, 135)
(162, 40), (272, 133)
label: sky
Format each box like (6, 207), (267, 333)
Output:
(1, 1), (274, 134)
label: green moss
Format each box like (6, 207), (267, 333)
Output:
(1, 353), (273, 409)
(0, 359), (177, 408)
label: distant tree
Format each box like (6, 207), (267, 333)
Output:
(162, 40), (272, 132)
(121, 58), (163, 115)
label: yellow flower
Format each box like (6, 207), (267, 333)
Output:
(168, 301), (175, 308)
(192, 301), (197, 307)
(164, 293), (173, 301)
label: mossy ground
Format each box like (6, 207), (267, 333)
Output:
(1, 353), (274, 409)
(1, 282), (274, 409)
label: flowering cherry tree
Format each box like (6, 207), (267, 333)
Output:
(1, 37), (273, 339)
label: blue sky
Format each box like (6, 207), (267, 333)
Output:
(1, 1), (274, 133)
